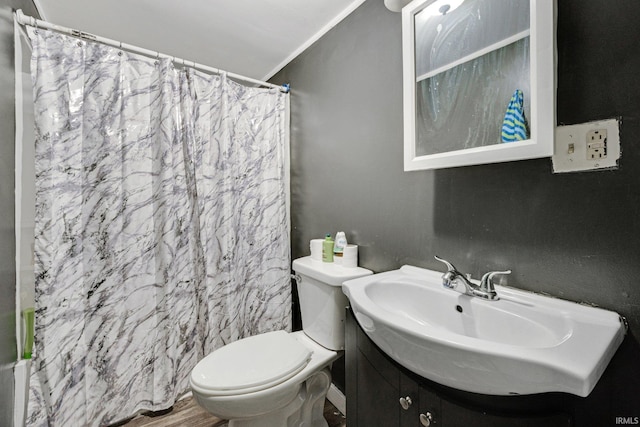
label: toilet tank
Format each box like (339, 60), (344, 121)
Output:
(292, 256), (372, 350)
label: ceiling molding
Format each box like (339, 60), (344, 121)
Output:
(261, 0), (367, 81)
(31, 0), (46, 20)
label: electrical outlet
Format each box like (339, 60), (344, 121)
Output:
(553, 119), (621, 173)
(586, 129), (607, 160)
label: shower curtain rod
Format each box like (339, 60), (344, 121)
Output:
(14, 9), (290, 93)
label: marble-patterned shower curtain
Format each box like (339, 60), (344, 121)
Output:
(26, 27), (290, 427)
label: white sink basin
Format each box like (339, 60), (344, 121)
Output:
(342, 265), (626, 397)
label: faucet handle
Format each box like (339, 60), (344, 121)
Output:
(434, 255), (457, 272)
(480, 270), (512, 292)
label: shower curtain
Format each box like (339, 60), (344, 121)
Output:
(26, 27), (291, 427)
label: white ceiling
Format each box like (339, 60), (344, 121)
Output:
(34, 0), (367, 82)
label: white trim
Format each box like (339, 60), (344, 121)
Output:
(14, 360), (31, 427)
(261, 0), (367, 81)
(31, 0), (46, 20)
(284, 95), (291, 264)
(326, 383), (346, 416)
(178, 390), (193, 401)
(14, 12), (25, 361)
(416, 29), (530, 82)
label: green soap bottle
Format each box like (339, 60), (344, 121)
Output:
(23, 307), (34, 359)
(322, 234), (334, 263)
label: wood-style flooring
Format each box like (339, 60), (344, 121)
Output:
(115, 397), (346, 427)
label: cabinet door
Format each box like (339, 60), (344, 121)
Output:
(399, 372), (420, 427)
(355, 349), (400, 426)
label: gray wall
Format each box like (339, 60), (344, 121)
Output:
(272, 0), (640, 421)
(0, 1), (39, 425)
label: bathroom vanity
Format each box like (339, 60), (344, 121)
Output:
(345, 308), (575, 426)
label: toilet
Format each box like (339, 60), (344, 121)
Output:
(190, 256), (372, 427)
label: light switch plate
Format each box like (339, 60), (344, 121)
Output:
(552, 119), (621, 173)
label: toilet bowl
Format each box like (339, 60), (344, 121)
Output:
(190, 256), (372, 427)
(191, 331), (338, 426)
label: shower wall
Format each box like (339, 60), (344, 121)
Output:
(17, 34), (35, 328)
(0, 1), (40, 425)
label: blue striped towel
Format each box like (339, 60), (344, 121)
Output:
(501, 89), (528, 143)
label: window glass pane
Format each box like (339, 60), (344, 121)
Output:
(415, 0), (530, 78)
(415, 37), (530, 156)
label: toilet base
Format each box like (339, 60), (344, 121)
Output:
(228, 368), (331, 427)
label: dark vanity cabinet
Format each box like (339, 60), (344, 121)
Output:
(345, 308), (573, 427)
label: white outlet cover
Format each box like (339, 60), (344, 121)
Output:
(552, 119), (621, 173)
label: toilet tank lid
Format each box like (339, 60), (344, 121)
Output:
(292, 256), (373, 287)
(190, 331), (311, 394)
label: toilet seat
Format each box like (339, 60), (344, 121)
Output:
(191, 331), (312, 396)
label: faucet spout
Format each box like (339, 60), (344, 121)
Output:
(434, 256), (478, 295)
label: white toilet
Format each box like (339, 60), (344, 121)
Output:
(190, 256), (372, 427)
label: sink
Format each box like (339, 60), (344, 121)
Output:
(342, 265), (626, 397)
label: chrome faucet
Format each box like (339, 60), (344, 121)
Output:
(434, 256), (511, 301)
